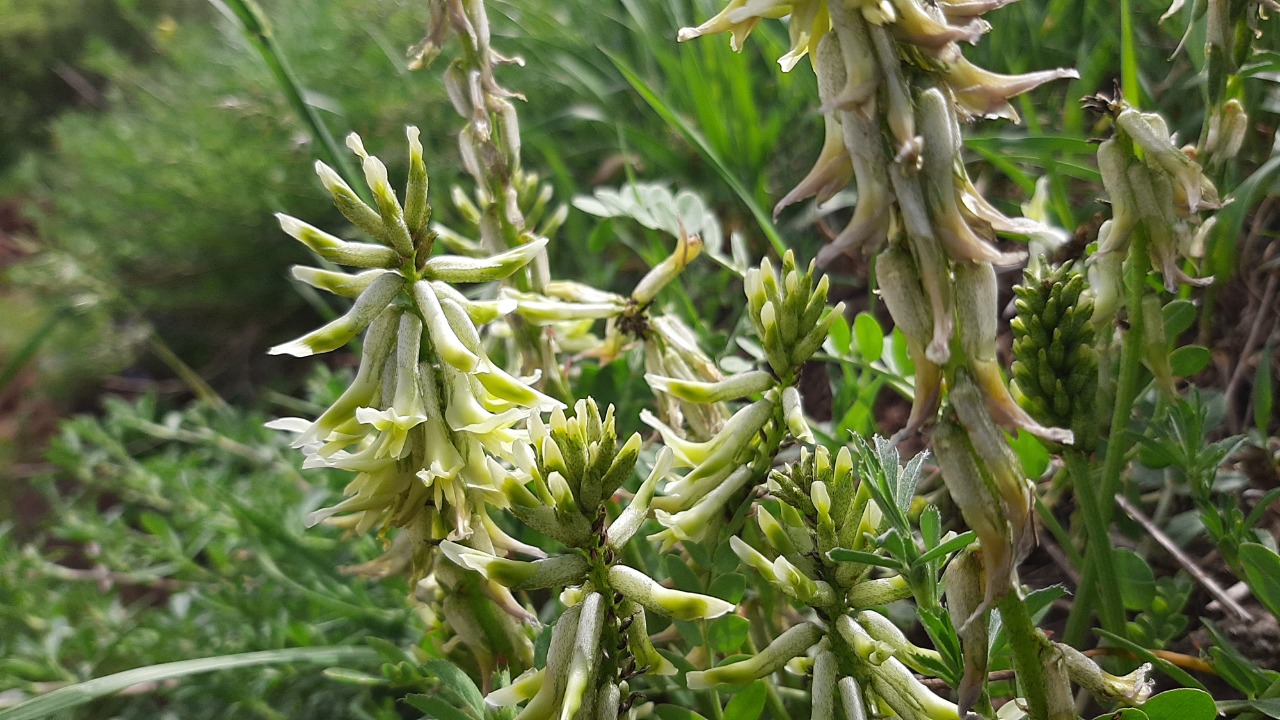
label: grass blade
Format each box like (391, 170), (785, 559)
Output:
(0, 646), (378, 720)
(605, 50), (787, 257)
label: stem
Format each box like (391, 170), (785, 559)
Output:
(1064, 451), (1127, 637)
(1066, 232), (1150, 646)
(1099, 232), (1150, 524)
(998, 592), (1051, 720)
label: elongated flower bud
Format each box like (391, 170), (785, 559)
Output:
(811, 647), (837, 720)
(646, 369), (775, 404)
(423, 237), (549, 283)
(276, 214), (400, 269)
(839, 677), (868, 720)
(441, 541), (589, 591)
(607, 565), (734, 621)
(559, 591), (606, 720)
(269, 271), (403, 357)
(686, 622), (823, 689)
(314, 160), (387, 243)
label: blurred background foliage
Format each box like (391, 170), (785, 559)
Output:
(1, 0), (1278, 716)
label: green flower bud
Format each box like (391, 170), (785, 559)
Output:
(1011, 262), (1099, 449)
(607, 565), (734, 621)
(276, 213), (400, 269)
(440, 541), (589, 591)
(403, 126), (431, 241)
(422, 236), (548, 283)
(839, 677), (868, 720)
(811, 647), (837, 720)
(607, 447), (674, 549)
(846, 576), (912, 608)
(269, 271), (403, 357)
(646, 369), (776, 404)
(686, 622), (823, 689)
(346, 133), (414, 258)
(290, 266), (389, 298)
(313, 160), (387, 243)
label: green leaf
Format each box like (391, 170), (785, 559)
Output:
(1239, 543), (1280, 621)
(708, 615), (751, 654)
(1114, 548), (1156, 611)
(665, 554), (704, 592)
(1245, 698), (1280, 718)
(916, 531), (978, 567)
(709, 573), (748, 604)
(403, 694), (473, 720)
(1255, 345), (1273, 434)
(827, 548), (903, 571)
(1008, 431), (1051, 479)
(1162, 300), (1196, 340)
(722, 681), (767, 720)
(1169, 346), (1211, 377)
(827, 314), (853, 356)
(0, 647), (377, 720)
(654, 705), (711, 720)
(606, 52), (786, 259)
(1139, 688), (1217, 720)
(422, 659), (485, 715)
(1093, 710), (1149, 720)
(853, 312), (884, 362)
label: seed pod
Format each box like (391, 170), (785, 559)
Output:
(944, 545), (989, 714)
(932, 418), (1013, 610)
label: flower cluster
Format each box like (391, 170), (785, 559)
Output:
(267, 131), (561, 578)
(442, 400), (732, 719)
(643, 251), (844, 546)
(690, 443), (967, 720)
(681, 0), (1083, 715)
(1088, 96), (1221, 319)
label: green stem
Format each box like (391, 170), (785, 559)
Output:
(998, 592), (1051, 720)
(1065, 451), (1127, 637)
(216, 0), (365, 200)
(1099, 232), (1150, 523)
(1066, 232), (1150, 645)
